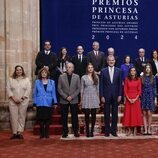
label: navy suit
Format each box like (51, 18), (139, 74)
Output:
(87, 51), (105, 72)
(100, 67), (122, 134)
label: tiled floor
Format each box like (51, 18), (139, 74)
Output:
(0, 130), (158, 158)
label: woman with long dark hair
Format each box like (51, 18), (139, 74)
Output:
(80, 63), (100, 137)
(57, 47), (70, 74)
(123, 67), (143, 136)
(141, 63), (157, 135)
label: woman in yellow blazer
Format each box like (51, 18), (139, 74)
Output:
(7, 65), (31, 139)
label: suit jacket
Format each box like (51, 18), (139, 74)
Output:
(71, 55), (87, 78)
(87, 51), (105, 72)
(134, 57), (148, 76)
(149, 59), (158, 76)
(99, 67), (122, 100)
(33, 79), (57, 107)
(58, 73), (80, 104)
(35, 51), (57, 76)
(7, 77), (31, 106)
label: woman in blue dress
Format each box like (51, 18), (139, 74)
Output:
(120, 55), (133, 81)
(141, 63), (157, 135)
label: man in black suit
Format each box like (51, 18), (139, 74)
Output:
(87, 41), (105, 75)
(71, 45), (87, 78)
(35, 40), (57, 79)
(100, 55), (122, 137)
(105, 47), (119, 67)
(134, 48), (148, 76)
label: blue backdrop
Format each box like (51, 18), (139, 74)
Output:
(41, 0), (158, 65)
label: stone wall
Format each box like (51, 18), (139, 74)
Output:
(0, 0), (40, 130)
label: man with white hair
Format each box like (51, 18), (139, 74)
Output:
(105, 47), (119, 67)
(134, 48), (149, 76)
(87, 41), (105, 75)
(58, 62), (80, 138)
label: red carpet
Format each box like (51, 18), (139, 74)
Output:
(0, 130), (158, 158)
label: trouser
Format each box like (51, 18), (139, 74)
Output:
(104, 98), (118, 134)
(60, 104), (79, 135)
(84, 109), (97, 134)
(39, 119), (50, 137)
(9, 103), (28, 134)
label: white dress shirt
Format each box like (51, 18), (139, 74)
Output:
(108, 66), (114, 83)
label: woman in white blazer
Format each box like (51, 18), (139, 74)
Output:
(7, 65), (31, 139)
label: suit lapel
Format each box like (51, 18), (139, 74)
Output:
(63, 74), (69, 88)
(39, 80), (47, 93)
(106, 68), (111, 84)
(92, 51), (97, 62)
(113, 67), (117, 83)
(70, 74), (75, 90)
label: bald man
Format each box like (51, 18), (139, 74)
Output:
(58, 62), (80, 138)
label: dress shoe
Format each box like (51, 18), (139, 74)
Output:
(45, 135), (50, 138)
(10, 134), (17, 140)
(147, 132), (152, 136)
(62, 134), (68, 138)
(86, 132), (90, 137)
(105, 133), (110, 137)
(143, 132), (148, 136)
(17, 134), (24, 139)
(74, 133), (80, 137)
(40, 135), (44, 139)
(90, 132), (94, 137)
(111, 132), (118, 137)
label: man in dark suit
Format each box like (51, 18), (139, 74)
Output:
(100, 55), (122, 137)
(105, 47), (119, 67)
(58, 62), (80, 138)
(87, 41), (105, 75)
(149, 50), (158, 76)
(134, 48), (148, 76)
(71, 45), (87, 78)
(35, 40), (57, 79)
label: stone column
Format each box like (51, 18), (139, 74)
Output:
(0, 0), (40, 103)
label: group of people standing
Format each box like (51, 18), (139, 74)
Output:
(7, 40), (158, 139)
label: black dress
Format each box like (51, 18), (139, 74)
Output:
(36, 84), (53, 120)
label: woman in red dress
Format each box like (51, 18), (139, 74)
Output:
(123, 67), (143, 136)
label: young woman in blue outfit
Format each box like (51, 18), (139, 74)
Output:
(141, 63), (157, 135)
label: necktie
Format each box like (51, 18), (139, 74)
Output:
(79, 55), (81, 62)
(141, 57), (144, 62)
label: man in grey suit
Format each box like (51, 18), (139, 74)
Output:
(87, 41), (105, 75)
(58, 62), (80, 138)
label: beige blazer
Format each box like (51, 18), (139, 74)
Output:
(7, 77), (31, 105)
(58, 73), (80, 104)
